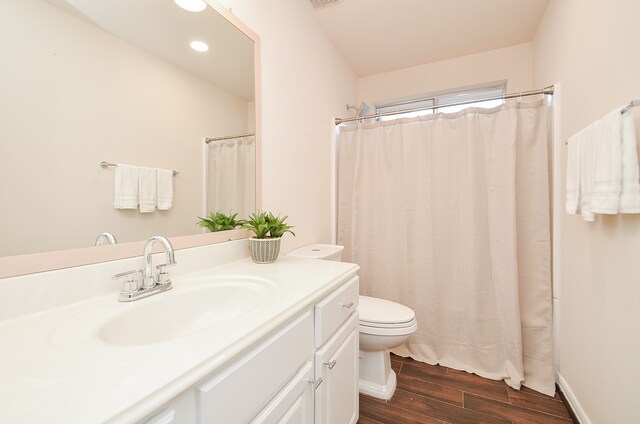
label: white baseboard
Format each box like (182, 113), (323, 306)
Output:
(556, 372), (592, 424)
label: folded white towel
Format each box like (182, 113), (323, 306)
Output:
(565, 127), (595, 221)
(590, 108), (623, 214)
(114, 164), (138, 209)
(138, 167), (157, 213)
(157, 169), (173, 210)
(566, 106), (640, 222)
(619, 111), (640, 212)
(578, 126), (595, 222)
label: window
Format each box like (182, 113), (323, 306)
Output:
(375, 97), (436, 120)
(375, 85), (506, 121)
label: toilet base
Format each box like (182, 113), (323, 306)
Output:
(359, 368), (397, 400)
(358, 349), (397, 400)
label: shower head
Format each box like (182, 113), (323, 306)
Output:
(345, 102), (372, 122)
(357, 102), (370, 118)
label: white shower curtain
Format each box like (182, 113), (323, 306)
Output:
(337, 99), (555, 395)
(206, 135), (255, 218)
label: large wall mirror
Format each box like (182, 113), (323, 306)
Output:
(0, 0), (259, 274)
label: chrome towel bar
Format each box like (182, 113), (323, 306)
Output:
(99, 161), (179, 176)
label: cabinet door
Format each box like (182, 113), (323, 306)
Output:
(315, 313), (359, 424)
(196, 311), (313, 423)
(251, 361), (314, 424)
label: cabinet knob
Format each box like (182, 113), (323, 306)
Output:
(308, 377), (323, 389)
(323, 360), (337, 370)
(340, 302), (354, 309)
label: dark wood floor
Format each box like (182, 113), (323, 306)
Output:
(358, 354), (577, 424)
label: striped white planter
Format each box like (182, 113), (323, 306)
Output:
(248, 237), (281, 264)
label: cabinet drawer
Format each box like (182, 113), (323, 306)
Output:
(196, 310), (313, 423)
(314, 277), (359, 347)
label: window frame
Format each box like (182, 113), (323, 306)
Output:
(374, 84), (507, 121)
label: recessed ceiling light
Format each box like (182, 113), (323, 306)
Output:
(190, 41), (209, 52)
(174, 0), (207, 12)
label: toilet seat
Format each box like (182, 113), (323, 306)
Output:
(359, 319), (418, 336)
(358, 295), (417, 336)
(360, 318), (416, 329)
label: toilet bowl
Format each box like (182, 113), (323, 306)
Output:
(286, 244), (418, 400)
(358, 295), (417, 399)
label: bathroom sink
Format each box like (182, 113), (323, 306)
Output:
(98, 276), (276, 346)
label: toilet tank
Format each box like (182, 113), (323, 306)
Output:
(286, 244), (344, 261)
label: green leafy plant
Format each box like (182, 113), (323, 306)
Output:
(266, 212), (295, 238)
(197, 211), (243, 232)
(242, 211), (295, 239)
(241, 211), (271, 238)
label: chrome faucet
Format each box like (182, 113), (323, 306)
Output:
(95, 232), (117, 246)
(142, 236), (176, 289)
(113, 235), (177, 302)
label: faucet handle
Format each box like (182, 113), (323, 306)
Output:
(155, 262), (177, 285)
(113, 269), (142, 293)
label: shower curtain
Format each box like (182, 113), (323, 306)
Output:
(206, 135), (255, 218)
(337, 99), (555, 395)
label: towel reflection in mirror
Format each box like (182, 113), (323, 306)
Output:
(114, 165), (174, 213)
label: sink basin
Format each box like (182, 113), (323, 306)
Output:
(98, 276), (276, 346)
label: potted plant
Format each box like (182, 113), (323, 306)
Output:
(197, 211), (243, 232)
(243, 211), (295, 263)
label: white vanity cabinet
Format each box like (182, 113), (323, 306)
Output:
(313, 277), (360, 424)
(139, 276), (359, 424)
(196, 311), (314, 423)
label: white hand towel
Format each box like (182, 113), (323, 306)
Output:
(138, 167), (157, 213)
(157, 168), (173, 210)
(565, 130), (581, 214)
(619, 111), (640, 212)
(590, 108), (623, 214)
(114, 164), (138, 209)
(578, 126), (595, 222)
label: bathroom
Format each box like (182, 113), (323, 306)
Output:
(0, 0), (638, 423)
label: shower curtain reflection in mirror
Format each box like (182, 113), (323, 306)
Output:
(206, 135), (255, 219)
(337, 98), (555, 395)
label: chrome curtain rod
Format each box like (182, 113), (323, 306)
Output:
(99, 161), (179, 176)
(205, 132), (255, 144)
(335, 85), (555, 125)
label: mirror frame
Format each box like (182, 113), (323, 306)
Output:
(0, 0), (261, 279)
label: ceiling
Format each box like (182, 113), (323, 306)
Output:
(43, 0), (255, 100)
(309, 0), (550, 77)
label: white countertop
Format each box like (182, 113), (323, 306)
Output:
(0, 256), (358, 423)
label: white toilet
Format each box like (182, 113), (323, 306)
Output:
(287, 244), (418, 400)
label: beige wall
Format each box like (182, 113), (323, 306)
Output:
(358, 43), (534, 105)
(0, 0), (250, 256)
(217, 0), (359, 252)
(534, 0), (640, 422)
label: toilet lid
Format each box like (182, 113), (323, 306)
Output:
(358, 295), (415, 325)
